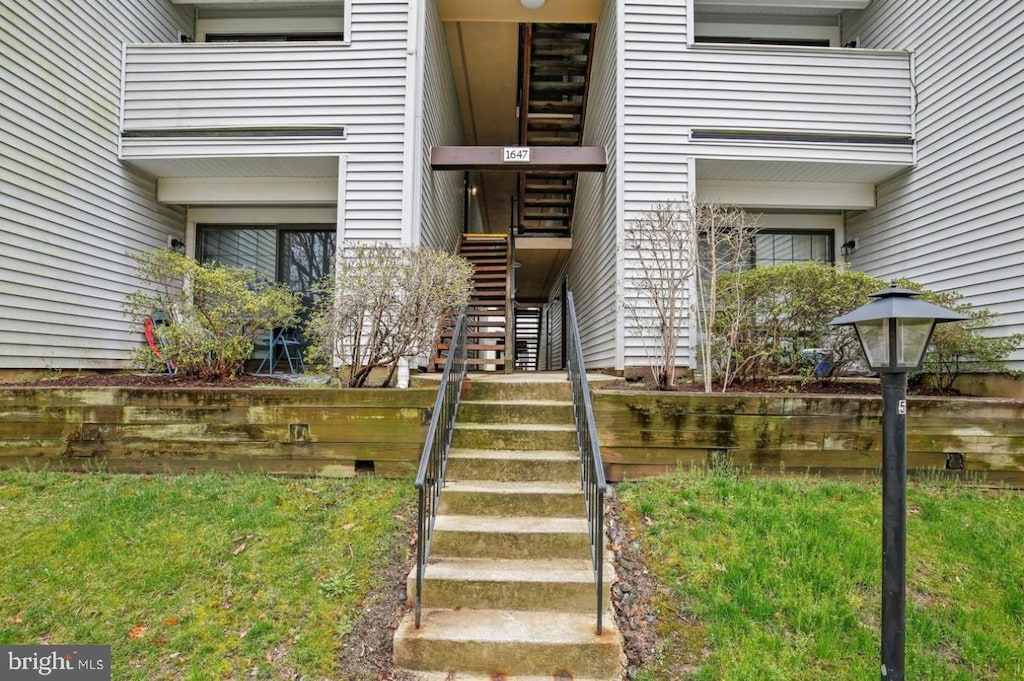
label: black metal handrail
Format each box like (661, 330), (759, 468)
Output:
(414, 308), (469, 628)
(565, 291), (608, 634)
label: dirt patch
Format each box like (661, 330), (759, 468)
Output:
(606, 489), (661, 679)
(608, 489), (712, 680)
(336, 511), (418, 681)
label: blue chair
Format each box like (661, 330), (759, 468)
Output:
(255, 327), (305, 374)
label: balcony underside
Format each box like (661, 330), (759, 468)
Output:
(695, 148), (914, 210)
(120, 146), (339, 205)
(515, 238), (572, 303)
(121, 145), (339, 179)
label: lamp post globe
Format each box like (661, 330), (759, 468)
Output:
(830, 283), (967, 681)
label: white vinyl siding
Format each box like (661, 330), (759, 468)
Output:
(570, 0), (620, 370)
(674, 45), (912, 138)
(121, 0), (412, 245)
(621, 0), (693, 370)
(417, 0), (463, 252)
(544, 285), (565, 372)
(843, 0), (1024, 366)
(0, 0), (192, 370)
(121, 44), (401, 131)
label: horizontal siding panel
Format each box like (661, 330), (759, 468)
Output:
(2, 0), (192, 371)
(569, 0), (620, 370)
(417, 0), (463, 251)
(122, 44), (407, 131)
(660, 47), (912, 137)
(621, 1), (692, 370)
(844, 0), (1024, 366)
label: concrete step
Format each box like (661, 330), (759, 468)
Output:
(439, 480), (583, 517)
(411, 557), (611, 613)
(431, 515), (590, 559)
(393, 608), (623, 678)
(457, 399), (574, 425)
(452, 423), (577, 451)
(447, 448), (579, 483)
(462, 378), (572, 402)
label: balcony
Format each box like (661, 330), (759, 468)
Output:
(118, 42), (406, 178)
(629, 44), (914, 191)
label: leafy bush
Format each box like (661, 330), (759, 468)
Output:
(304, 244), (472, 387)
(123, 249), (300, 380)
(712, 262), (881, 385)
(708, 263), (1022, 390)
(893, 281), (1024, 391)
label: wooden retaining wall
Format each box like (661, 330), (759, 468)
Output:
(0, 387), (436, 477)
(592, 391), (1024, 484)
(2, 387), (1022, 484)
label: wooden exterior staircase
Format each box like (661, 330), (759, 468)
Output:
(435, 234), (514, 373)
(518, 23), (596, 237)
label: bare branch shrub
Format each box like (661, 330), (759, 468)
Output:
(305, 244), (472, 387)
(693, 203), (759, 392)
(621, 200), (698, 390)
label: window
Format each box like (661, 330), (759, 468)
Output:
(197, 225), (336, 293)
(205, 33), (345, 43)
(753, 230), (834, 267)
(198, 225), (336, 362)
(195, 2), (350, 44)
(694, 36), (830, 47)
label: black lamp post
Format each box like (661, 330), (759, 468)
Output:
(830, 284), (967, 681)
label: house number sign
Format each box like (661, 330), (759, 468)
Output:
(502, 147), (531, 163)
(898, 399), (907, 415)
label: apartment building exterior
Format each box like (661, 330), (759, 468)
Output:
(1, 0), (1021, 373)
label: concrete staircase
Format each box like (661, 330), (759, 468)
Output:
(393, 377), (624, 680)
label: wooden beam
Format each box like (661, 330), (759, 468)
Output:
(431, 146), (607, 172)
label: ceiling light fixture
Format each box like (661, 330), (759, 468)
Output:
(521, 0), (546, 9)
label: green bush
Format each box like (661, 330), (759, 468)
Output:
(892, 280), (1024, 391)
(304, 244), (473, 387)
(123, 249), (300, 380)
(713, 262), (882, 384)
(710, 263), (1021, 389)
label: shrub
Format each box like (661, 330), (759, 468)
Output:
(621, 197), (757, 391)
(304, 244), (472, 388)
(713, 262), (882, 385)
(123, 249), (300, 380)
(893, 281), (1024, 391)
(709, 264), (1022, 390)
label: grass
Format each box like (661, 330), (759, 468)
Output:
(619, 468), (1024, 681)
(0, 470), (412, 680)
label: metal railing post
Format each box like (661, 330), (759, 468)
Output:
(413, 308), (468, 628)
(565, 291), (608, 634)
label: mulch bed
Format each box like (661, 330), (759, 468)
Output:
(3, 373), (299, 389)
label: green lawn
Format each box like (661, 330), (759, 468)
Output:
(0, 471), (412, 680)
(619, 469), (1024, 681)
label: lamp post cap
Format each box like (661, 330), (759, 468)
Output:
(869, 284), (921, 299)
(829, 286), (969, 327)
